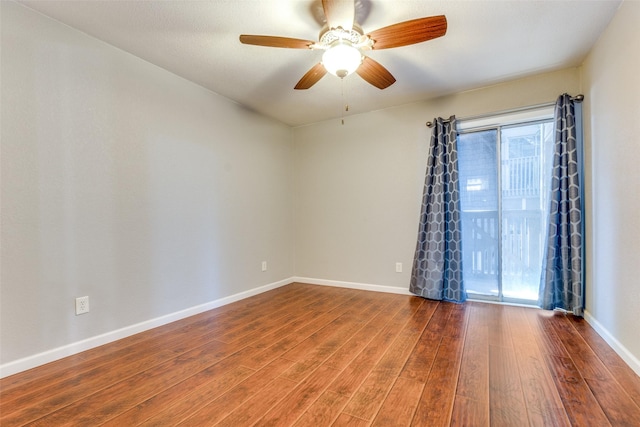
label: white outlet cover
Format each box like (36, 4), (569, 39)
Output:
(75, 296), (90, 315)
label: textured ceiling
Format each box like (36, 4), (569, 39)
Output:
(19, 0), (621, 127)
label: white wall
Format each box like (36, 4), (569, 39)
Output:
(1, 2), (294, 368)
(581, 0), (640, 369)
(294, 68), (580, 288)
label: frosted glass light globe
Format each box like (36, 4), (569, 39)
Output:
(322, 42), (362, 78)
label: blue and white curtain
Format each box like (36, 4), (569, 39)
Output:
(410, 116), (466, 302)
(539, 94), (584, 315)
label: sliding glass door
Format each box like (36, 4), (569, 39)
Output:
(457, 120), (554, 303)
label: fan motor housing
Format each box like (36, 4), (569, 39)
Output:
(319, 24), (364, 47)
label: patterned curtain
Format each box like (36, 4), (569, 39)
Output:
(538, 94), (583, 315)
(410, 116), (465, 302)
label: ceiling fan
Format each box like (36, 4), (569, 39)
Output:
(239, 0), (447, 90)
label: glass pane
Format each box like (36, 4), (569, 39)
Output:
(458, 130), (499, 298)
(500, 122), (554, 301)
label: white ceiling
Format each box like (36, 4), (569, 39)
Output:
(19, 0), (621, 127)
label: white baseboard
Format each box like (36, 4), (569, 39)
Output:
(292, 276), (412, 296)
(0, 278), (292, 379)
(584, 310), (640, 377)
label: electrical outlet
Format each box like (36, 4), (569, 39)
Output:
(261, 261), (267, 272)
(75, 296), (90, 315)
(395, 262), (403, 273)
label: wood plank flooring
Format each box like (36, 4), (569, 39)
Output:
(2, 282), (640, 426)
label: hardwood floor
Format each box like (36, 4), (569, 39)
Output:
(2, 282), (640, 426)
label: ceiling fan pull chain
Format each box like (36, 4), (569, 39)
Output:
(341, 77), (350, 125)
(341, 78), (346, 125)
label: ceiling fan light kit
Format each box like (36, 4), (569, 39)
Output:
(239, 0), (447, 90)
(322, 41), (362, 78)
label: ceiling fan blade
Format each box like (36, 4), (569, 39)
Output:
(356, 56), (396, 89)
(239, 35), (314, 49)
(368, 15), (447, 50)
(322, 0), (355, 31)
(295, 63), (328, 90)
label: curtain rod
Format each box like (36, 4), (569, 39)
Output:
(425, 94), (584, 128)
